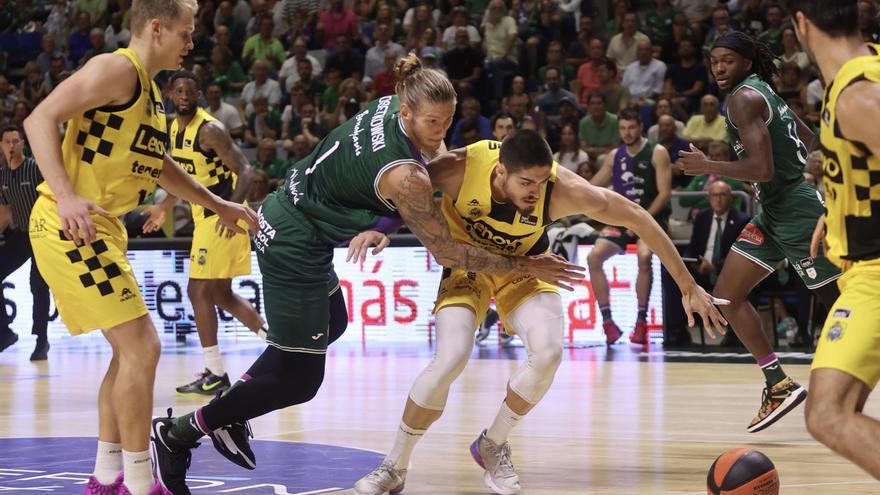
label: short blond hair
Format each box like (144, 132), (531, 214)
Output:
(131, 0), (198, 33)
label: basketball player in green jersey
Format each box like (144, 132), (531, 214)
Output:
(680, 32), (842, 433)
(150, 54), (585, 494)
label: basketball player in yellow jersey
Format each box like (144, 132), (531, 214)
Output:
(355, 130), (727, 495)
(143, 71), (267, 396)
(22, 1), (257, 494)
(786, 0), (880, 479)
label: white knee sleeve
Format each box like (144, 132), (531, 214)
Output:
(507, 292), (564, 405)
(408, 306), (476, 411)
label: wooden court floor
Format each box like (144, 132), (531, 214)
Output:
(1, 333), (878, 494)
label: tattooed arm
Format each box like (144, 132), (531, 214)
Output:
(378, 162), (584, 287)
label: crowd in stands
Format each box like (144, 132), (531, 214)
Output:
(1, 0), (878, 339)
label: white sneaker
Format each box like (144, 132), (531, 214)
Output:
(469, 429), (521, 494)
(354, 461), (407, 495)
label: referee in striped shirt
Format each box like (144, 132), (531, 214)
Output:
(0, 125), (50, 360)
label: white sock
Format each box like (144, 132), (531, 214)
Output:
(384, 422), (426, 470)
(122, 450), (153, 495)
(486, 401), (523, 445)
(203, 345), (225, 376)
(93, 440), (122, 484)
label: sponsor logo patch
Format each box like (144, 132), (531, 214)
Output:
(519, 215), (538, 226)
(827, 321), (845, 342)
(832, 308), (851, 319)
(737, 223), (765, 245)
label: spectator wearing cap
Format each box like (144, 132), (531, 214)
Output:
(242, 16), (286, 72)
(279, 37), (323, 94)
(442, 6), (481, 50)
(606, 11), (650, 71)
(364, 22), (406, 80)
(622, 38), (666, 109)
(442, 28), (484, 93)
(420, 47), (445, 73)
(578, 93), (619, 164)
(538, 41), (576, 88)
(593, 57), (630, 114)
(537, 68), (578, 124)
(318, 0), (359, 49)
(544, 95), (582, 151)
(449, 97), (492, 148)
(683, 94), (728, 151)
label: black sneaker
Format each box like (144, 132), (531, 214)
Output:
(0, 331), (18, 352)
(476, 310), (500, 344)
(175, 369), (230, 395)
(150, 409), (199, 495)
(207, 392), (256, 470)
(500, 328), (516, 347)
(30, 340), (49, 361)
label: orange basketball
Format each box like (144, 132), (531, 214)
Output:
(707, 448), (779, 495)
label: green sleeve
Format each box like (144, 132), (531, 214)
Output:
(679, 176), (707, 208)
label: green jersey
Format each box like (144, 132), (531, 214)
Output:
(725, 74), (813, 214)
(280, 95), (420, 243)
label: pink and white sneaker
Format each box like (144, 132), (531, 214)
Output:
(83, 474), (123, 495)
(119, 481), (173, 495)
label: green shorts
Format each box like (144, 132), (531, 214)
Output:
(731, 208), (841, 290)
(255, 192), (338, 354)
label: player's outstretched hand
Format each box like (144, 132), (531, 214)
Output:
(141, 204), (167, 234)
(522, 253), (586, 291)
(214, 201), (258, 238)
(346, 230), (391, 263)
(56, 194), (111, 246)
(681, 283), (728, 338)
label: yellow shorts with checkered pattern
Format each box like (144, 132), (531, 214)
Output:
(433, 268), (558, 335)
(812, 257), (880, 388)
(28, 196), (147, 335)
(189, 215), (251, 279)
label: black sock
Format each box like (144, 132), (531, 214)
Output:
(637, 307), (648, 322)
(599, 305), (612, 321)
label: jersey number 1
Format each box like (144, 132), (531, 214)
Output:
(305, 140), (340, 175)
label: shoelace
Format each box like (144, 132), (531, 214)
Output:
(496, 443), (517, 478)
(366, 463), (400, 486)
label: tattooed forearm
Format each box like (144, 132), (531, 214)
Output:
(393, 165), (525, 275)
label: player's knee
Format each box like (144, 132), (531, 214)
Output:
(587, 250), (604, 269)
(533, 344), (563, 373)
(187, 281), (210, 302)
(805, 395), (843, 445)
(212, 286), (236, 308)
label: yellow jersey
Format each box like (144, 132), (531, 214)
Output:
(170, 107), (237, 222)
(37, 48), (167, 218)
(819, 43), (880, 267)
(441, 140), (557, 256)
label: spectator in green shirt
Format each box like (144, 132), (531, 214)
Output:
(645, 0), (678, 49)
(320, 67), (342, 119)
(242, 17), (286, 72)
(208, 45), (247, 97)
(73, 0), (106, 27)
(578, 93), (620, 163)
(252, 138), (292, 182)
(538, 41), (576, 87)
